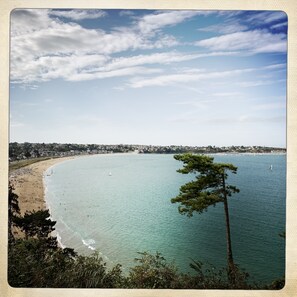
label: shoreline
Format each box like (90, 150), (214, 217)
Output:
(8, 152), (139, 217)
(9, 156), (78, 216)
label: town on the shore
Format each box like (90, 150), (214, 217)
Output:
(9, 142), (286, 162)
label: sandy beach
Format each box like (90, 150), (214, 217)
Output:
(9, 156), (77, 216)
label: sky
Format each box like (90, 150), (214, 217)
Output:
(9, 9), (287, 147)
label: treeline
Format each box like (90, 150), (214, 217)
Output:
(8, 185), (284, 289)
(9, 142), (137, 161)
(9, 142), (286, 162)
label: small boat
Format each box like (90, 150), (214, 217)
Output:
(109, 172), (112, 176)
(270, 165), (273, 170)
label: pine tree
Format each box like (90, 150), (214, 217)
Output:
(171, 153), (240, 282)
(15, 209), (56, 240)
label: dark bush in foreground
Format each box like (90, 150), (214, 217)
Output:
(8, 238), (124, 288)
(8, 236), (283, 289)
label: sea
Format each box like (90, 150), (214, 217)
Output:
(44, 153), (286, 285)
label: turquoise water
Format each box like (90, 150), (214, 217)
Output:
(44, 153), (286, 285)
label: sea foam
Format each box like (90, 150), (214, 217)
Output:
(82, 238), (96, 251)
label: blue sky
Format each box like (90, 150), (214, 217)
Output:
(10, 9), (287, 147)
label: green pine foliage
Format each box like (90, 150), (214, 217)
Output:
(171, 153), (239, 282)
(14, 209), (56, 239)
(171, 153), (239, 216)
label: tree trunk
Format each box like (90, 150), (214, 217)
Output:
(222, 172), (235, 281)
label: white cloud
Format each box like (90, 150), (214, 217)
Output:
(10, 9), (287, 87)
(11, 52), (109, 83)
(263, 63), (286, 70)
(67, 66), (162, 82)
(217, 11), (244, 18)
(271, 22), (288, 29)
(10, 24), (240, 85)
(195, 30), (287, 54)
(129, 67), (255, 88)
(11, 9), (53, 36)
(11, 9), (197, 84)
(135, 10), (209, 35)
(198, 22), (248, 34)
(87, 51), (238, 82)
(11, 50), (168, 83)
(49, 9), (107, 21)
(96, 51), (234, 72)
(11, 9), (189, 57)
(245, 11), (287, 25)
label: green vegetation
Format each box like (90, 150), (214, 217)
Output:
(9, 157), (51, 172)
(8, 184), (20, 242)
(8, 180), (284, 289)
(171, 154), (240, 282)
(9, 141), (286, 162)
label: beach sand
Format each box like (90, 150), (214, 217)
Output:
(9, 156), (77, 216)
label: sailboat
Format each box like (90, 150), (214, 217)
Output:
(109, 172), (112, 176)
(270, 165), (273, 170)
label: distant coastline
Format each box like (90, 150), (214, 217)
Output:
(9, 142), (286, 162)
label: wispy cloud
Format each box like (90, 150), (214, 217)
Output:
(10, 32), (240, 84)
(198, 11), (287, 34)
(49, 9), (107, 21)
(135, 10), (211, 35)
(67, 66), (162, 82)
(271, 22), (288, 30)
(263, 63), (286, 70)
(198, 22), (248, 34)
(195, 30), (287, 54)
(129, 67), (256, 88)
(128, 62), (286, 89)
(237, 79), (286, 88)
(244, 11), (287, 25)
(92, 52), (205, 72)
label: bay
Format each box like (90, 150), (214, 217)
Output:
(44, 153), (286, 285)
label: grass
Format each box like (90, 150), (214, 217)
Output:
(9, 157), (52, 172)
